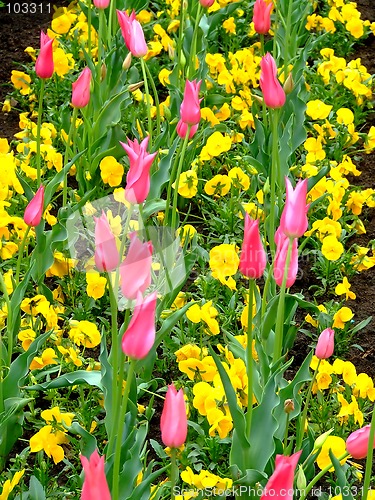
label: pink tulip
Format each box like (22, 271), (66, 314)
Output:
(346, 425), (375, 459)
(117, 10), (148, 58)
(176, 120), (199, 139)
(121, 291), (157, 360)
(315, 328), (335, 359)
(24, 185), (45, 227)
(260, 53), (286, 109)
(260, 451), (302, 500)
(273, 229), (298, 288)
(120, 136), (157, 204)
(94, 211), (120, 272)
(253, 0), (273, 35)
(93, 0), (110, 8)
(180, 80), (202, 126)
(35, 31), (54, 79)
(120, 233), (153, 300)
(199, 0), (215, 7)
(72, 68), (92, 108)
(239, 214), (267, 279)
(80, 449), (111, 500)
(280, 177), (309, 239)
(160, 384), (188, 448)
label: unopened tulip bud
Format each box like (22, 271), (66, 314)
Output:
(168, 44), (175, 60)
(295, 465), (307, 490)
(128, 81), (144, 92)
(346, 425), (375, 459)
(24, 185), (45, 227)
(180, 51), (186, 68)
(123, 52), (132, 70)
(283, 73), (294, 94)
(252, 94), (264, 106)
(315, 328), (334, 359)
(200, 0), (215, 7)
(313, 428), (334, 452)
(101, 63), (107, 81)
(284, 399), (295, 414)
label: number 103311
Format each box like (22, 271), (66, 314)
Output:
(6, 3), (51, 14)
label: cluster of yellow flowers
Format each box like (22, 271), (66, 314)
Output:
(176, 340), (257, 439)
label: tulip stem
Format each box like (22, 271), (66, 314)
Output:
(143, 61), (161, 142)
(273, 237), (292, 363)
(295, 358), (320, 452)
(106, 275), (119, 458)
(362, 402), (375, 500)
(111, 358), (136, 500)
(300, 452), (349, 500)
(62, 107), (79, 207)
(97, 9), (105, 86)
(188, 3), (202, 80)
(36, 78), (45, 186)
(170, 447), (178, 500)
(283, 0), (294, 80)
(140, 58), (153, 150)
(176, 0), (186, 89)
(0, 270), (12, 368)
(246, 279), (255, 437)
(164, 141), (183, 227)
(171, 127), (191, 234)
(268, 108), (279, 258)
(108, 0), (117, 46)
(15, 226), (31, 286)
(87, 0), (92, 58)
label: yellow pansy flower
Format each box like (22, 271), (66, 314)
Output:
(69, 320), (101, 348)
(30, 425), (68, 464)
(336, 107), (354, 125)
(335, 277), (356, 300)
(0, 469), (25, 500)
(321, 235), (344, 261)
(18, 328), (36, 351)
(175, 343), (206, 361)
(228, 167), (250, 190)
(29, 348), (58, 370)
(41, 406), (75, 427)
(306, 99), (333, 120)
(177, 224), (197, 244)
(207, 407), (233, 438)
(209, 244), (239, 289)
(100, 156), (124, 187)
(11, 70), (31, 95)
(316, 436), (348, 471)
(204, 175), (232, 197)
(342, 361), (357, 386)
(223, 17), (236, 34)
(333, 307), (353, 329)
(86, 272), (107, 300)
(200, 131), (232, 161)
(173, 169), (198, 198)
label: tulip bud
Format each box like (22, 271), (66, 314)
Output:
(168, 44), (176, 60)
(117, 9), (148, 58)
(253, 0), (273, 35)
(313, 428), (334, 453)
(24, 185), (45, 227)
(252, 94), (264, 106)
(100, 63), (107, 81)
(35, 31), (54, 79)
(72, 67), (92, 109)
(123, 52), (132, 70)
(260, 53), (286, 109)
(284, 399), (295, 414)
(239, 214), (267, 279)
(346, 425), (375, 459)
(283, 72), (294, 94)
(200, 0), (215, 7)
(315, 328), (334, 359)
(295, 465), (307, 491)
(128, 82), (144, 93)
(94, 211), (120, 272)
(279, 177), (309, 239)
(93, 0), (110, 8)
(80, 449), (111, 500)
(160, 384), (188, 448)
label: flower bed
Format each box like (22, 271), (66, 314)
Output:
(0, 0), (375, 498)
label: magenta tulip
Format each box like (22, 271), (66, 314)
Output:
(180, 79), (202, 126)
(315, 328), (335, 359)
(176, 120), (199, 139)
(260, 53), (286, 109)
(199, 0), (215, 7)
(120, 233), (153, 300)
(273, 229), (298, 288)
(239, 214), (267, 279)
(80, 449), (111, 500)
(24, 185), (45, 227)
(346, 425), (375, 459)
(117, 10), (148, 58)
(280, 177), (309, 239)
(72, 68), (92, 108)
(120, 136), (157, 204)
(35, 31), (54, 79)
(253, 0), (273, 35)
(93, 0), (110, 8)
(94, 211), (120, 272)
(121, 291), (157, 360)
(261, 451), (302, 500)
(160, 384), (188, 448)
